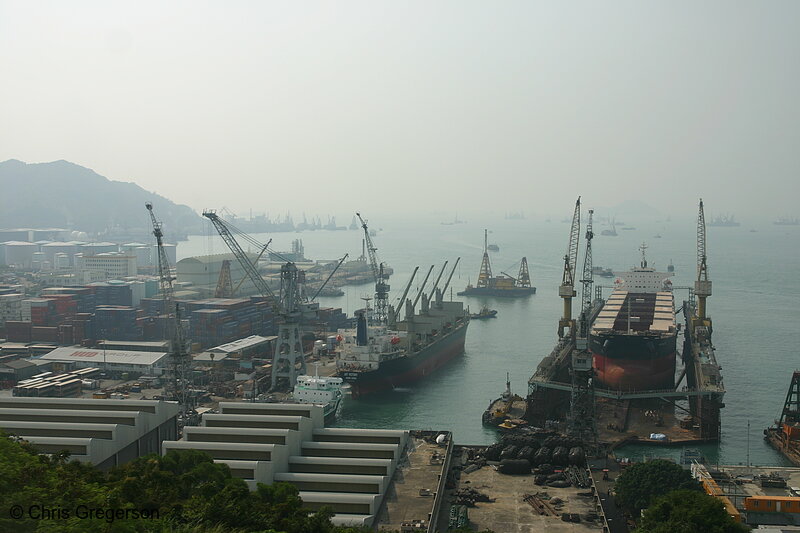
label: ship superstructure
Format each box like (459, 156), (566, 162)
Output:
(292, 368), (344, 422)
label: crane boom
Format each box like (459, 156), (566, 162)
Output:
(581, 209), (594, 315)
(146, 203), (190, 413)
(311, 254), (348, 301)
(394, 266), (419, 322)
(440, 257), (461, 297)
(203, 210), (278, 307)
(695, 199), (712, 319)
(412, 265), (435, 311)
(697, 199), (708, 282)
(558, 197), (581, 338)
(564, 197), (581, 287)
(579, 209), (594, 339)
(428, 261), (448, 297)
(356, 213), (390, 325)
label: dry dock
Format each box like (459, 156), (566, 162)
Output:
(526, 298), (724, 448)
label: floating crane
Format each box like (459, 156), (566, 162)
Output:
(558, 197), (581, 338)
(477, 229), (493, 288)
(356, 213), (390, 325)
(145, 203), (191, 415)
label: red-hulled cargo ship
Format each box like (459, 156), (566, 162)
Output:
(590, 247), (677, 391)
(335, 291), (469, 397)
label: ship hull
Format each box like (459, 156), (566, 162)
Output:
(591, 333), (677, 391)
(340, 321), (469, 397)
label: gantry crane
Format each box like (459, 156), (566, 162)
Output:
(558, 197), (581, 338)
(356, 213), (390, 325)
(695, 199), (712, 321)
(146, 203), (191, 414)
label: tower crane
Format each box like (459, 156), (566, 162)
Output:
(145, 203), (191, 414)
(356, 213), (390, 325)
(558, 197), (581, 338)
(695, 199), (712, 321)
(578, 208), (594, 341)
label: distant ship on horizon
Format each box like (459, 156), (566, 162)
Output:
(708, 214), (740, 227)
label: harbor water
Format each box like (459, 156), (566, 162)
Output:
(179, 213), (800, 466)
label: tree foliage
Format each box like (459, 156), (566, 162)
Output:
(635, 489), (749, 533)
(0, 433), (371, 533)
(614, 459), (701, 514)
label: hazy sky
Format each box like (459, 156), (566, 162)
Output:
(1, 1), (798, 219)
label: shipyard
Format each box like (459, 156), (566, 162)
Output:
(2, 2), (798, 531)
(0, 193), (794, 533)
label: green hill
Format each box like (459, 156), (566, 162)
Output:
(0, 159), (203, 239)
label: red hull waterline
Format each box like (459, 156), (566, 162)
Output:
(593, 352), (676, 391)
(350, 335), (467, 397)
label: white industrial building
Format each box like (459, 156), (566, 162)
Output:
(0, 397), (179, 469)
(121, 243), (153, 268)
(0, 293), (23, 325)
(1, 241), (37, 268)
(162, 402), (408, 527)
(77, 253), (137, 282)
(37, 347), (168, 375)
(41, 242), (82, 266)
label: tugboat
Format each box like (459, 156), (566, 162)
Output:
(482, 373), (525, 427)
(470, 305), (497, 319)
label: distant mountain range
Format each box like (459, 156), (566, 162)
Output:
(0, 159), (203, 240)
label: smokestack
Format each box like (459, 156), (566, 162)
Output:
(356, 312), (368, 346)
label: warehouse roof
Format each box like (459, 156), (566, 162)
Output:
(209, 335), (276, 353)
(38, 347), (168, 366)
(177, 253), (258, 265)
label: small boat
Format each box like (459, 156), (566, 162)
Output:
(470, 305), (497, 319)
(592, 266), (614, 278)
(487, 244), (499, 252)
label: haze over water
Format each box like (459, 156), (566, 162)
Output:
(179, 211), (800, 466)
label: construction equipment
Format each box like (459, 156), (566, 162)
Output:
(568, 207), (596, 444)
(203, 210), (278, 308)
(356, 213), (390, 325)
(558, 197), (581, 338)
(517, 257), (532, 289)
(695, 199), (712, 320)
(476, 229), (493, 288)
(215, 260), (234, 298)
(203, 210), (321, 390)
(578, 209), (594, 340)
(145, 203), (191, 415)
